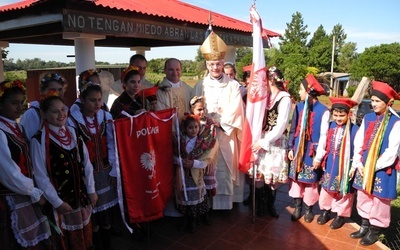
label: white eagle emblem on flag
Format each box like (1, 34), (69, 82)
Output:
(140, 150), (156, 179)
(248, 70), (268, 102)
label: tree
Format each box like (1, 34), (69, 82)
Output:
(337, 42), (358, 72)
(307, 25), (332, 72)
(350, 43), (400, 90)
(330, 24), (347, 71)
(277, 12), (310, 98)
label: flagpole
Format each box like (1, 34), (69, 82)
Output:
(252, 162), (256, 223)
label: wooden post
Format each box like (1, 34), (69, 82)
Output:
(350, 77), (370, 123)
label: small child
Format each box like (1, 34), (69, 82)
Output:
(189, 96), (219, 199)
(174, 113), (217, 233)
(31, 92), (97, 249)
(0, 80), (51, 249)
(317, 97), (359, 229)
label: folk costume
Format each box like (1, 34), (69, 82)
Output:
(193, 31), (245, 210)
(110, 91), (145, 119)
(174, 115), (217, 232)
(350, 81), (400, 246)
(318, 97), (359, 229)
(68, 107), (118, 247)
(31, 124), (95, 249)
(0, 116), (50, 249)
(288, 74), (329, 222)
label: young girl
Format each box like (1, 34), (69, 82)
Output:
(68, 82), (118, 249)
(110, 66), (145, 119)
(251, 67), (292, 218)
(287, 74), (329, 223)
(189, 96), (219, 202)
(20, 72), (66, 140)
(174, 114), (217, 233)
(0, 80), (51, 249)
(70, 69), (109, 113)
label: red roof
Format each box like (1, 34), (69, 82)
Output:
(0, 0), (280, 37)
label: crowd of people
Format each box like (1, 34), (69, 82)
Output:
(0, 30), (399, 249)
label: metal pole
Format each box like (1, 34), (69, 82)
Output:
(252, 162), (256, 223)
(330, 35), (335, 96)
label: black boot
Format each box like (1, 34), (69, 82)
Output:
(255, 188), (265, 216)
(304, 205), (314, 223)
(360, 226), (382, 246)
(202, 211), (211, 225)
(92, 231), (102, 249)
(330, 216), (345, 229)
(350, 218), (370, 238)
(100, 228), (112, 250)
(187, 216), (196, 234)
(265, 186), (279, 218)
(291, 198), (303, 221)
(317, 210), (331, 225)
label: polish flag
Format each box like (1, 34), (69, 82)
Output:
(239, 5), (269, 173)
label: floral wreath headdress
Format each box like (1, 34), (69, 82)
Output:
(268, 66), (284, 82)
(189, 95), (205, 107)
(39, 89), (60, 103)
(0, 80), (26, 98)
(41, 73), (66, 85)
(79, 69), (100, 93)
(121, 66), (140, 82)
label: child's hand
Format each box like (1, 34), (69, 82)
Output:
(251, 142), (261, 152)
(349, 168), (356, 178)
(288, 150), (294, 161)
(311, 160), (321, 170)
(56, 202), (73, 214)
(88, 193), (98, 207)
(182, 159), (194, 169)
(37, 195), (47, 206)
(357, 166), (364, 177)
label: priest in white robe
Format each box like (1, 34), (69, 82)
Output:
(193, 31), (245, 210)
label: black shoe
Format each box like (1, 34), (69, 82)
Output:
(330, 216), (344, 229)
(350, 218), (370, 239)
(291, 198), (303, 221)
(243, 194), (252, 206)
(304, 205), (314, 223)
(202, 212), (211, 225)
(360, 226), (381, 246)
(317, 210), (331, 225)
(110, 226), (122, 236)
(188, 217), (196, 234)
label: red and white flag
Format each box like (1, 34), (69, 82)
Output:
(114, 109), (176, 224)
(239, 6), (269, 173)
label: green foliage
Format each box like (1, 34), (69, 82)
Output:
(284, 65), (308, 100)
(350, 43), (400, 90)
(307, 25), (332, 72)
(4, 70), (26, 82)
(337, 42), (358, 72)
(346, 85), (357, 98)
(145, 72), (164, 85)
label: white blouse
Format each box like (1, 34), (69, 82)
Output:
(0, 116), (43, 203)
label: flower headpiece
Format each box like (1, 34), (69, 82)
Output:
(41, 73), (65, 84)
(181, 113), (200, 124)
(121, 66), (139, 82)
(268, 66), (284, 82)
(79, 69), (99, 86)
(189, 95), (205, 107)
(79, 81), (101, 94)
(39, 89), (60, 103)
(0, 80), (25, 98)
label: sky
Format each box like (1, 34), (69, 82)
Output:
(1, 0), (400, 64)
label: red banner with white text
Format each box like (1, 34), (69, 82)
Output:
(114, 109), (175, 223)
